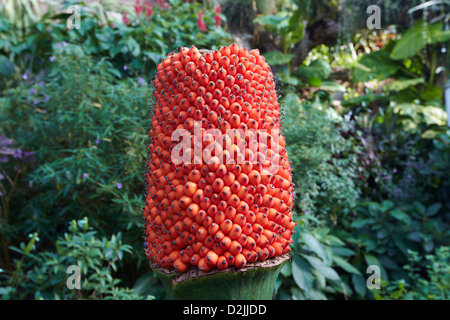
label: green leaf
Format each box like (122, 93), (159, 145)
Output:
(292, 255), (313, 292)
(353, 49), (399, 82)
(253, 15), (288, 27)
(421, 84), (442, 101)
(143, 51), (162, 65)
(341, 93), (385, 107)
(390, 20), (428, 60)
(352, 274), (367, 297)
(430, 29), (450, 43)
(277, 71), (301, 86)
(365, 254), (380, 267)
(323, 235), (345, 246)
(298, 59), (331, 80)
(288, 10), (304, 42)
(381, 200), (394, 212)
(426, 203), (442, 217)
(292, 224), (300, 246)
(350, 219), (371, 229)
(304, 255), (340, 281)
(133, 272), (157, 296)
(263, 51), (295, 66)
(429, 22), (450, 44)
(280, 261), (292, 277)
(124, 37), (140, 57)
(379, 255), (400, 270)
(390, 209), (412, 224)
(390, 289), (403, 299)
(384, 78), (424, 91)
(0, 55), (14, 76)
(307, 77), (322, 87)
(0, 15), (9, 32)
(318, 81), (346, 92)
(331, 247), (356, 257)
(333, 255), (362, 275)
(301, 232), (331, 265)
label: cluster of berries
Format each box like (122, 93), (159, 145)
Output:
(143, 44), (295, 273)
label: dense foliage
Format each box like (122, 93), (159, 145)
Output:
(0, 0), (448, 300)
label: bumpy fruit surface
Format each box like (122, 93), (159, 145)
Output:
(143, 44), (295, 273)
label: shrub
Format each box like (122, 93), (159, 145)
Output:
(282, 92), (361, 221)
(0, 0), (232, 77)
(275, 93), (364, 300)
(375, 246), (450, 300)
(1, 217), (144, 300)
(0, 46), (164, 298)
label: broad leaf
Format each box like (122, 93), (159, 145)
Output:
(352, 274), (367, 297)
(353, 49), (399, 82)
(301, 232), (331, 265)
(390, 209), (412, 225)
(384, 78), (424, 91)
(298, 59), (331, 79)
(333, 255), (362, 275)
(319, 81), (346, 92)
(292, 255), (313, 292)
(426, 203), (442, 217)
(253, 15), (288, 27)
(304, 255), (340, 281)
(133, 272), (157, 297)
(421, 84), (443, 101)
(390, 19), (428, 60)
(0, 55), (14, 76)
(429, 21), (450, 44)
(342, 93), (385, 107)
(263, 51), (295, 66)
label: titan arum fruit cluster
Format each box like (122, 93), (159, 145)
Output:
(143, 44), (295, 273)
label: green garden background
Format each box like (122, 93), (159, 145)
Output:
(0, 0), (449, 300)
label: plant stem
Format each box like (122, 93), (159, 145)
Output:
(429, 48), (437, 85)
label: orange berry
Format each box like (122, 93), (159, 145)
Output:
(229, 224), (242, 240)
(187, 203), (200, 219)
(217, 255), (228, 270)
(220, 219), (233, 234)
(234, 253), (247, 268)
(184, 182), (198, 196)
(212, 178), (225, 192)
(205, 251), (219, 267)
(173, 258), (189, 272)
(220, 236), (232, 251)
(198, 258), (212, 272)
(229, 240), (242, 255)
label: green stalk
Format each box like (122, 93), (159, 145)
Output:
(151, 254), (290, 300)
(429, 49), (437, 85)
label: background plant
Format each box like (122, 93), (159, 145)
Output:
(0, 0), (449, 301)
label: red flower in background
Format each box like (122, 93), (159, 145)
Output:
(134, 0), (153, 20)
(197, 10), (207, 31)
(135, 0), (144, 15)
(147, 3), (153, 18)
(213, 15), (221, 27)
(214, 4), (222, 27)
(123, 11), (130, 25)
(154, 0), (169, 8)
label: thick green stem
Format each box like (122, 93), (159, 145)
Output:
(151, 254), (290, 300)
